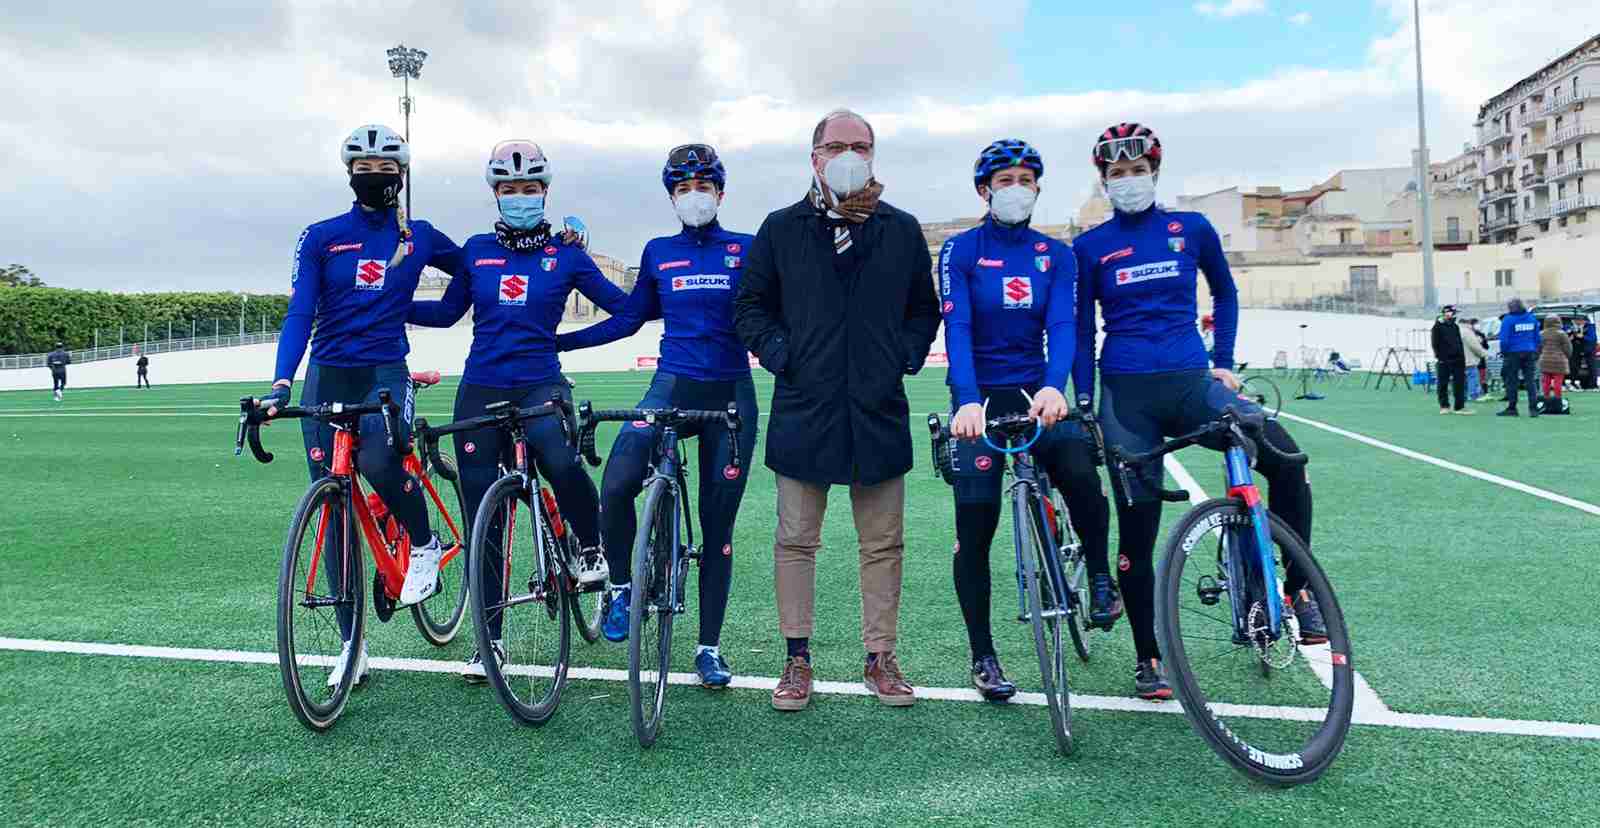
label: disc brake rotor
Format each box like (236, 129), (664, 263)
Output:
(1246, 601), (1298, 669)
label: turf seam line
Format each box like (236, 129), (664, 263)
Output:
(4, 636), (1597, 741)
(1275, 411), (1600, 517)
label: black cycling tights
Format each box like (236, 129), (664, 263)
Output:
(1119, 419), (1314, 662)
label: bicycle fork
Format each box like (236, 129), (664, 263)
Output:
(1222, 446), (1285, 639)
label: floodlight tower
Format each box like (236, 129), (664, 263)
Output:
(386, 43), (428, 215)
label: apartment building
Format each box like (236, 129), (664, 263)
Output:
(1474, 34), (1600, 243)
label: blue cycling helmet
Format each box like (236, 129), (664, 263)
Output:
(973, 139), (1044, 190)
(662, 143), (726, 193)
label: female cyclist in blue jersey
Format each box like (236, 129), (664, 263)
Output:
(263, 124), (468, 687)
(406, 140), (626, 682)
(1071, 123), (1326, 700)
(937, 139), (1115, 701)
(557, 144), (758, 689)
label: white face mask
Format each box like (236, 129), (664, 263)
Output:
(673, 189), (719, 228)
(988, 184), (1037, 225)
(1105, 174), (1157, 214)
(822, 150), (872, 198)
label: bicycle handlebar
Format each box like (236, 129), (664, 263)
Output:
(235, 392), (402, 465)
(576, 401), (742, 470)
(1106, 405), (1306, 507)
(414, 395), (574, 475)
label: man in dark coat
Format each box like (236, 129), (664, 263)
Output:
(1430, 304), (1467, 413)
(46, 341), (70, 401)
(734, 108), (941, 713)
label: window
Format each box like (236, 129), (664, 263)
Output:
(1222, 233), (1232, 247)
(1446, 216), (1461, 243)
(1337, 229), (1353, 245)
(1557, 149), (1566, 165)
(1523, 247), (1534, 259)
(1349, 266), (1379, 302)
(1494, 269), (1515, 287)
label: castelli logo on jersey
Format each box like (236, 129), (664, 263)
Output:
(1168, 221), (1184, 234)
(942, 300), (954, 314)
(977, 257), (1005, 268)
(658, 259), (692, 271)
(475, 258), (507, 266)
(464, 442), (476, 454)
(328, 242), (363, 254)
(632, 420), (649, 428)
(722, 543), (732, 556)
(404, 479), (414, 493)
(723, 464), (740, 480)
(726, 243), (742, 254)
(1118, 553), (1131, 572)
(1034, 241), (1048, 253)
(974, 455), (993, 471)
(544, 245), (558, 255)
(1100, 247), (1135, 265)
(309, 447), (324, 462)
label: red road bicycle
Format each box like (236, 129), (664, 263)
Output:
(235, 371), (469, 731)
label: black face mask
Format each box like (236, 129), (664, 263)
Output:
(350, 172), (403, 209)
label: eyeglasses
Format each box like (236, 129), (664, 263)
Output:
(1094, 136), (1152, 164)
(667, 143), (718, 166)
(814, 141), (874, 157)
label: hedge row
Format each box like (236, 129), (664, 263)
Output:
(0, 287), (290, 355)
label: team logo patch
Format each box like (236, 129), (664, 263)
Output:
(1115, 260), (1180, 285)
(1035, 255), (1051, 272)
(499, 274), (529, 305)
(1100, 246), (1135, 265)
(540, 258), (558, 272)
(1034, 241), (1048, 253)
(723, 464), (741, 480)
(726, 243), (742, 254)
(631, 420), (650, 428)
(974, 455), (993, 471)
(404, 479), (414, 493)
(328, 242), (362, 254)
(1168, 238), (1185, 253)
(1118, 553), (1131, 572)
(658, 259), (691, 271)
(942, 300), (955, 314)
(1003, 276), (1033, 309)
(977, 257), (1005, 268)
(309, 447), (324, 462)
(475, 257), (507, 266)
(464, 442), (476, 454)
(354, 259), (386, 290)
(671, 274), (732, 291)
(722, 543), (732, 556)
(1168, 221), (1184, 234)
(725, 255), (742, 268)
(544, 245), (558, 255)
(1331, 652), (1348, 666)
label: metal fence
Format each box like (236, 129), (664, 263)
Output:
(0, 330), (283, 370)
(1236, 281), (1596, 318)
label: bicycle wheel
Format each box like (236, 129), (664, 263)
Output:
(412, 452), (470, 646)
(277, 478), (366, 732)
(1055, 491), (1092, 663)
(629, 478), (676, 747)
(1240, 375), (1283, 419)
(1018, 492), (1073, 755)
(471, 476), (570, 726)
(1156, 499), (1353, 785)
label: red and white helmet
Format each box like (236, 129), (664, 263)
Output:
(485, 140), (553, 188)
(340, 124), (410, 169)
(1092, 123), (1162, 176)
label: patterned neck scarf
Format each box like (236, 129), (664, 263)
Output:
(808, 178), (884, 254)
(494, 220), (552, 252)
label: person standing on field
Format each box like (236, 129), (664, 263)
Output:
(46, 341), (70, 402)
(734, 108), (942, 713)
(1537, 315), (1571, 410)
(1497, 298), (1540, 417)
(1459, 313), (1486, 403)
(1430, 304), (1467, 414)
(135, 350), (151, 389)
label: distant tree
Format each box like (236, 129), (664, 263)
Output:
(0, 264), (44, 288)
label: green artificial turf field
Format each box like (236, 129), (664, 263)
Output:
(2, 370), (1595, 826)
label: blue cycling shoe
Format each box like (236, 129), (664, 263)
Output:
(602, 585), (631, 643)
(695, 648), (732, 689)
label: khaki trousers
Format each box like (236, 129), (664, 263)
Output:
(773, 473), (905, 653)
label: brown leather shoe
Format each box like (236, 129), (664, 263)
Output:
(864, 652), (915, 707)
(771, 657), (813, 712)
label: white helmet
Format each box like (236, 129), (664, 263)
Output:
(341, 124), (410, 169)
(485, 140), (553, 188)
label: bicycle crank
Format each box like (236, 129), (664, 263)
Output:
(373, 572), (397, 622)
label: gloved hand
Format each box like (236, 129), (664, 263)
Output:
(259, 382), (291, 415)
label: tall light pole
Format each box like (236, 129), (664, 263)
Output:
(386, 44), (428, 216)
(1412, 0), (1438, 311)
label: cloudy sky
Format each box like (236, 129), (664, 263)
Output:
(2, 0), (1596, 293)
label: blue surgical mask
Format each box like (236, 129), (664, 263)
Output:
(498, 194), (546, 230)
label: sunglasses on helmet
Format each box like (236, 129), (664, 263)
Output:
(668, 143), (718, 167)
(1094, 135), (1153, 164)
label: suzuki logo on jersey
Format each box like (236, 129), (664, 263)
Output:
(671, 274), (732, 291)
(1003, 276), (1033, 308)
(1101, 247), (1135, 265)
(541, 258), (558, 272)
(1035, 255), (1050, 272)
(475, 258), (507, 267)
(1115, 260), (1180, 286)
(354, 259), (386, 290)
(499, 274), (529, 305)
(327, 243), (363, 254)
(977, 257), (1005, 268)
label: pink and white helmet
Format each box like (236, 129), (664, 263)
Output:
(485, 140), (553, 188)
(341, 124), (410, 169)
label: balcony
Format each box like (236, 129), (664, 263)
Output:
(1482, 153), (1517, 175)
(1526, 206), (1552, 223)
(1479, 124), (1515, 147)
(1526, 141), (1549, 158)
(1547, 121), (1600, 149)
(1549, 158), (1597, 182)
(1542, 86), (1600, 117)
(1480, 186), (1517, 205)
(1484, 212), (1520, 233)
(1552, 194), (1599, 216)
(1521, 171), (1548, 188)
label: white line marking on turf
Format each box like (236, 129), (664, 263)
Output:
(1162, 455), (1390, 716)
(4, 636), (1597, 740)
(1276, 411), (1600, 518)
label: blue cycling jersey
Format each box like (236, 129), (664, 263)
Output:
(938, 216), (1077, 407)
(557, 221), (754, 382)
(1499, 310), (1539, 353)
(409, 233), (627, 388)
(274, 204), (466, 382)
(1071, 206), (1238, 398)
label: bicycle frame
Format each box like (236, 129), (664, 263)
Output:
(1004, 448), (1068, 625)
(644, 425), (692, 614)
(1222, 443), (1285, 638)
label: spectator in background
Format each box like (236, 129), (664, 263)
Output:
(1578, 316), (1598, 391)
(46, 341), (70, 402)
(1468, 318), (1491, 395)
(1539, 315), (1572, 407)
(1430, 304), (1468, 414)
(1460, 313), (1487, 402)
(1497, 298), (1540, 417)
(135, 349), (150, 389)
